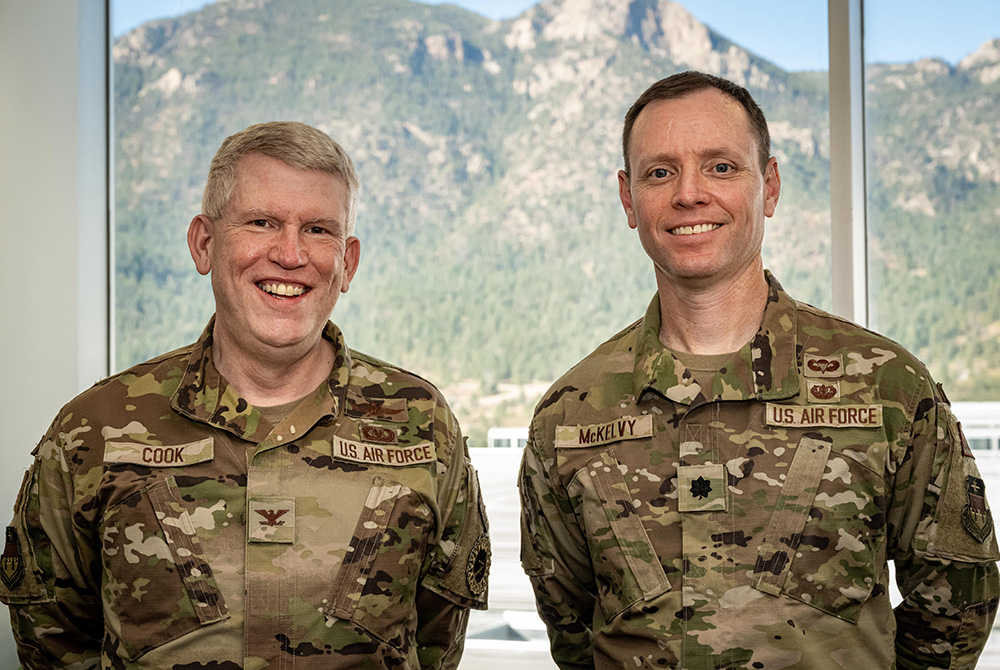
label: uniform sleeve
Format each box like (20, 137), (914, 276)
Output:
(519, 422), (596, 670)
(888, 381), (1000, 669)
(416, 405), (490, 670)
(0, 420), (103, 669)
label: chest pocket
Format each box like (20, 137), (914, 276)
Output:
(101, 476), (228, 660)
(751, 432), (887, 622)
(569, 448), (671, 621)
(326, 475), (433, 649)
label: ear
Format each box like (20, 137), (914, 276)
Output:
(339, 236), (361, 294)
(763, 158), (781, 218)
(187, 215), (214, 276)
(618, 170), (638, 230)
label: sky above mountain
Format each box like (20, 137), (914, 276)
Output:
(112, 0), (1000, 72)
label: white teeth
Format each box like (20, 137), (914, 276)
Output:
(259, 282), (305, 297)
(669, 223), (721, 236)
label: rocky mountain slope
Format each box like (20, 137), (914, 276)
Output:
(112, 0), (1000, 441)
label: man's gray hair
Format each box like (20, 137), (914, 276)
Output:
(202, 121), (361, 234)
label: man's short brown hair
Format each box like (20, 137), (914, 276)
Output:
(622, 71), (771, 176)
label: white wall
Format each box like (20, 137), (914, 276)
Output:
(0, 0), (107, 664)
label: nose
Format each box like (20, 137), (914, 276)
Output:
(672, 170), (709, 209)
(269, 226), (307, 268)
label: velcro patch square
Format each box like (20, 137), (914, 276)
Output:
(678, 464), (728, 513)
(248, 496), (295, 543)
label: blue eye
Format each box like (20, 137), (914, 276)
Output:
(713, 164), (732, 174)
(653, 168), (669, 179)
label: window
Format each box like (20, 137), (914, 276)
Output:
(109, 0), (999, 666)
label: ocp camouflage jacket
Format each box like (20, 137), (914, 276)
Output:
(520, 272), (999, 670)
(1, 319), (490, 669)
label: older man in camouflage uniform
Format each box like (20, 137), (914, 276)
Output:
(519, 71), (999, 670)
(0, 122), (490, 669)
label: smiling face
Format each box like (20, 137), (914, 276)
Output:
(618, 88), (780, 291)
(188, 152), (360, 365)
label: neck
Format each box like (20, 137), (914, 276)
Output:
(211, 330), (335, 407)
(655, 263), (769, 355)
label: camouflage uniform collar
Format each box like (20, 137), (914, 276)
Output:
(633, 271), (800, 406)
(171, 317), (351, 443)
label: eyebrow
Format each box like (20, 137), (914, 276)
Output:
(240, 208), (345, 230)
(634, 147), (749, 171)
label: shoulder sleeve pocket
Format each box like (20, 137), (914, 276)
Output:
(917, 410), (1000, 562)
(422, 463), (490, 610)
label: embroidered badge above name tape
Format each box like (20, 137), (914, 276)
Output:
(555, 415), (654, 448)
(807, 379), (841, 403)
(346, 392), (409, 422)
(333, 436), (436, 466)
(104, 437), (214, 467)
(765, 403), (882, 428)
(359, 422), (398, 445)
(803, 354), (843, 378)
(248, 496), (295, 543)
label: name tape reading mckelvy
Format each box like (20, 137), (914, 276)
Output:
(555, 415), (654, 448)
(765, 403), (883, 428)
(333, 436), (435, 466)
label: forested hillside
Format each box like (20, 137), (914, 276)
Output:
(112, 0), (1000, 443)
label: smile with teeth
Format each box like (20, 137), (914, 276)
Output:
(669, 223), (722, 236)
(258, 282), (307, 297)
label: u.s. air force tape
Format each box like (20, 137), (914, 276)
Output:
(333, 436), (435, 466)
(765, 403), (882, 428)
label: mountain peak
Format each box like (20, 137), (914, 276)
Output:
(959, 38), (1000, 85)
(505, 0), (695, 50)
(504, 0), (774, 87)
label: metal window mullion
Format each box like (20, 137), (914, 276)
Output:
(828, 0), (869, 327)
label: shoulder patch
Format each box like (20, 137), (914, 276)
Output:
(963, 476), (994, 544)
(555, 415), (654, 448)
(1, 528), (24, 590)
(104, 437), (214, 467)
(466, 532), (490, 597)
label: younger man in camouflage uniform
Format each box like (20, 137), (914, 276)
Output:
(1, 122), (490, 669)
(519, 71), (999, 669)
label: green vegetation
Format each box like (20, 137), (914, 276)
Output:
(112, 0), (1000, 444)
